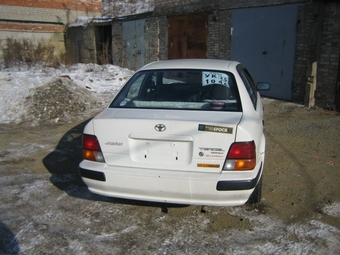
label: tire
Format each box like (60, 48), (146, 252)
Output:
(247, 176), (262, 204)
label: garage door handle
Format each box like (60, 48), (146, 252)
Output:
(262, 51), (268, 55)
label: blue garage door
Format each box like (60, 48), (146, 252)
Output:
(231, 4), (301, 100)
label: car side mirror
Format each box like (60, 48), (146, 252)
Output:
(257, 82), (270, 91)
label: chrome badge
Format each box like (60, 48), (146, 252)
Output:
(155, 124), (166, 132)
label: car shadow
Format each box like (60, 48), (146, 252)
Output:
(42, 120), (188, 212)
(0, 221), (20, 254)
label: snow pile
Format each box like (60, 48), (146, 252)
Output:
(25, 77), (104, 125)
(0, 63), (134, 125)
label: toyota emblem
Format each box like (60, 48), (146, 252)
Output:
(155, 124), (166, 132)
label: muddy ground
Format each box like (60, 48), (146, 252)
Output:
(0, 98), (340, 254)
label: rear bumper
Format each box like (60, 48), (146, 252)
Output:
(216, 166), (262, 191)
(79, 161), (263, 206)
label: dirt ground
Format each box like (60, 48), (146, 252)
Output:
(1, 98), (340, 254)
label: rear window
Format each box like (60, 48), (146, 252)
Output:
(109, 69), (241, 111)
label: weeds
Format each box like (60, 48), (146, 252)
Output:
(2, 37), (65, 68)
(97, 40), (112, 65)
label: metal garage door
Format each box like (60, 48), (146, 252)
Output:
(231, 4), (301, 100)
(122, 19), (146, 70)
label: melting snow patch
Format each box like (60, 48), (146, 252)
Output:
(323, 202), (340, 217)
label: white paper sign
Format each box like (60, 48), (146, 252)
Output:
(202, 72), (229, 87)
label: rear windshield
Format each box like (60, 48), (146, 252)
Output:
(109, 69), (241, 111)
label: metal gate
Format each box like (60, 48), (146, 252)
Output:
(231, 4), (300, 100)
(122, 19), (146, 70)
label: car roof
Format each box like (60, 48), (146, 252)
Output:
(139, 59), (240, 72)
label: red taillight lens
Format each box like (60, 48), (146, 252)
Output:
(83, 134), (101, 151)
(227, 141), (255, 159)
(82, 134), (104, 162)
(224, 141), (256, 171)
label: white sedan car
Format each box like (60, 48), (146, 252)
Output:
(79, 59), (270, 206)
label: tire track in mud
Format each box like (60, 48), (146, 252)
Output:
(264, 131), (317, 221)
(262, 99), (340, 222)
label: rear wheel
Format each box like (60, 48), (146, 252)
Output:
(247, 177), (262, 204)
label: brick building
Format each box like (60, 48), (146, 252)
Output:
(0, 0), (102, 56)
(100, 0), (340, 110)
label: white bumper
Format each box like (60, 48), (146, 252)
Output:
(79, 160), (263, 206)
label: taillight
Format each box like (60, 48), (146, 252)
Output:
(82, 134), (105, 162)
(223, 141), (256, 171)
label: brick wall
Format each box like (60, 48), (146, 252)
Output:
(145, 16), (162, 63)
(292, 3), (314, 104)
(206, 10), (232, 60)
(157, 16), (168, 61)
(0, 1), (101, 25)
(0, 0), (102, 56)
(293, 2), (340, 108)
(0, 23), (64, 33)
(316, 2), (340, 108)
(0, 0), (101, 13)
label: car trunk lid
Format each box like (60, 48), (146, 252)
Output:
(92, 108), (242, 172)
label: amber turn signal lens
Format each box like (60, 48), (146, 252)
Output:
(83, 150), (97, 161)
(234, 158), (256, 170)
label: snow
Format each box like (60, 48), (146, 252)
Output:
(68, 16), (93, 28)
(323, 202), (340, 217)
(102, 0), (154, 18)
(0, 63), (339, 253)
